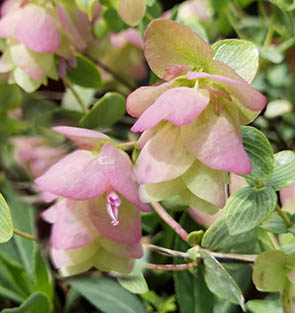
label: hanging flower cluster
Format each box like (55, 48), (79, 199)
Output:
(35, 126), (149, 276)
(127, 19), (267, 214)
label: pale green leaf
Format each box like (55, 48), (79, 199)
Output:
(213, 39), (259, 83)
(226, 186), (277, 235)
(253, 250), (287, 292)
(118, 272), (149, 294)
(79, 92), (125, 128)
(241, 126), (274, 181)
(75, 0), (96, 19)
(246, 294), (283, 313)
(201, 250), (245, 311)
(268, 151), (295, 190)
(0, 193), (13, 243)
(260, 212), (288, 234)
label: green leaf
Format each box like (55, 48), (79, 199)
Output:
(213, 39), (259, 83)
(282, 280), (295, 313)
(0, 193), (13, 243)
(141, 291), (176, 313)
(75, 0), (96, 19)
(1, 292), (52, 313)
(260, 212), (288, 234)
(200, 250), (245, 311)
(68, 276), (146, 313)
(241, 126), (274, 181)
(67, 54), (102, 88)
(202, 216), (257, 253)
(267, 151), (295, 190)
(79, 92), (125, 128)
(266, 0), (295, 11)
(33, 247), (54, 300)
(103, 8), (128, 33)
(174, 213), (214, 313)
(0, 84), (22, 114)
(246, 294), (283, 313)
(253, 250), (287, 292)
(226, 186), (277, 235)
(118, 273), (148, 294)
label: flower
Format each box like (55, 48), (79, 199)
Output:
(280, 183), (295, 213)
(35, 126), (149, 275)
(0, 0), (85, 92)
(126, 19), (267, 213)
(11, 136), (66, 178)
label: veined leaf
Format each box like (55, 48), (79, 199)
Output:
(226, 186), (277, 235)
(0, 193), (13, 243)
(213, 39), (259, 83)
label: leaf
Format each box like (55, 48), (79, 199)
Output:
(33, 247), (54, 300)
(282, 280), (295, 313)
(173, 213), (214, 313)
(118, 273), (148, 294)
(200, 250), (245, 311)
(260, 212), (288, 234)
(0, 84), (22, 114)
(75, 0), (96, 19)
(67, 54), (102, 89)
(241, 126), (274, 181)
(103, 8), (127, 33)
(213, 39), (259, 83)
(68, 276), (146, 313)
(1, 292), (52, 313)
(246, 294), (283, 313)
(266, 0), (295, 11)
(202, 216), (257, 253)
(118, 0), (146, 26)
(252, 250), (287, 292)
(79, 92), (125, 128)
(268, 151), (295, 191)
(226, 186), (277, 235)
(0, 193), (13, 243)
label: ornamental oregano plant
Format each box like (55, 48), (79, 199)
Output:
(0, 0), (294, 312)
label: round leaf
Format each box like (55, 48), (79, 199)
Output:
(79, 92), (125, 128)
(268, 151), (295, 191)
(241, 126), (274, 181)
(67, 54), (102, 89)
(213, 39), (259, 83)
(226, 186), (277, 235)
(0, 193), (13, 243)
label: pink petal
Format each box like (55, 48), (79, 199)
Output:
(192, 61), (267, 112)
(0, 9), (22, 38)
(127, 80), (174, 118)
(14, 5), (61, 53)
(144, 19), (213, 80)
(42, 191), (57, 203)
(35, 150), (108, 200)
(99, 143), (150, 212)
(56, 4), (86, 50)
(131, 87), (209, 132)
(41, 202), (58, 224)
(134, 123), (195, 184)
(181, 103), (251, 174)
(51, 199), (98, 250)
(53, 126), (110, 150)
(137, 127), (158, 148)
(280, 183), (295, 206)
(88, 195), (142, 245)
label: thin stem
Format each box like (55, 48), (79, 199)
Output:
(116, 141), (137, 149)
(227, 5), (246, 39)
(152, 202), (188, 242)
(263, 13), (275, 50)
(95, 59), (134, 91)
(145, 244), (190, 258)
(146, 261), (198, 271)
(275, 205), (292, 227)
(13, 228), (37, 241)
(64, 79), (88, 114)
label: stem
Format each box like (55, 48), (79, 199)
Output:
(275, 205), (292, 227)
(145, 244), (257, 264)
(95, 59), (134, 91)
(116, 141), (137, 149)
(13, 228), (37, 241)
(263, 13), (275, 50)
(64, 79), (88, 114)
(152, 202), (188, 242)
(226, 5), (246, 39)
(146, 261), (198, 271)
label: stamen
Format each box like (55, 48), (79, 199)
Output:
(106, 191), (121, 227)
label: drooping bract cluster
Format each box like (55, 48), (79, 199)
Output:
(35, 126), (149, 276)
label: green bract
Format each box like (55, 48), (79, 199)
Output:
(0, 193), (13, 243)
